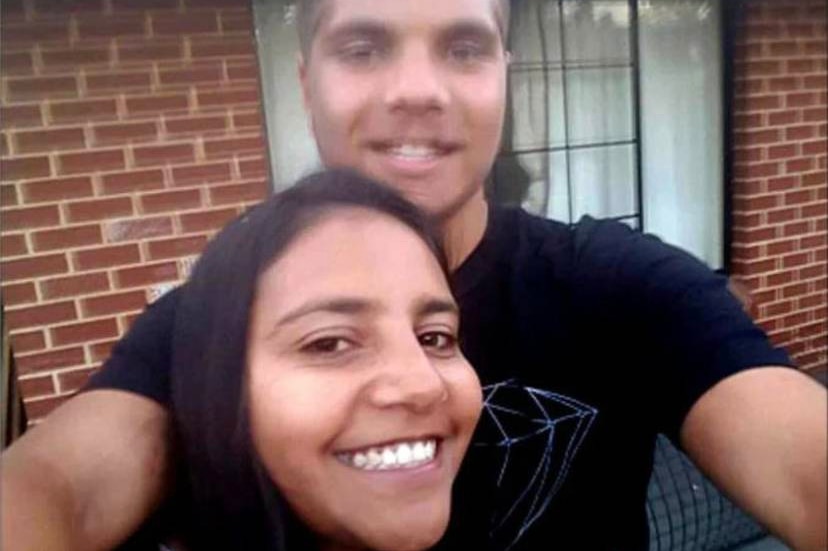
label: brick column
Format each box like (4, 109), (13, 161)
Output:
(0, 0), (269, 420)
(730, 0), (827, 375)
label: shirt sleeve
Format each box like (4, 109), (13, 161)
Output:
(573, 217), (794, 442)
(83, 287), (180, 407)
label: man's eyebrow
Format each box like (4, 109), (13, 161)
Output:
(321, 18), (392, 42)
(273, 297), (374, 329)
(440, 19), (500, 42)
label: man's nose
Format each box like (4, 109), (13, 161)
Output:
(383, 45), (450, 114)
(367, 338), (449, 413)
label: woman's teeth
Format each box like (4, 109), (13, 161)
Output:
(337, 439), (437, 471)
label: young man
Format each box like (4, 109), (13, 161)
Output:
(3, 0), (826, 549)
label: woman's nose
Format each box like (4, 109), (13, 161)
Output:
(367, 337), (448, 413)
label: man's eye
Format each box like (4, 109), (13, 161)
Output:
(338, 41), (383, 64)
(301, 337), (352, 355)
(447, 41), (486, 63)
(418, 331), (457, 353)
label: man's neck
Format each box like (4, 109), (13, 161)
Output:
(441, 189), (488, 272)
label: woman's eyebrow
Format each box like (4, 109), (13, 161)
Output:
(273, 297), (373, 328)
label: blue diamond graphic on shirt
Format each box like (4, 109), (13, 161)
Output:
(474, 379), (598, 550)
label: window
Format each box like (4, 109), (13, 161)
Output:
(253, 0), (724, 267)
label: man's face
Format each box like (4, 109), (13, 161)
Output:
(299, 0), (508, 220)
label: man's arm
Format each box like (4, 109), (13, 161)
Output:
(682, 367), (827, 551)
(2, 390), (172, 551)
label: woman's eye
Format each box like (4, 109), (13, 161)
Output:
(301, 337), (352, 355)
(418, 331), (457, 354)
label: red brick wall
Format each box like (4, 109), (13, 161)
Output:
(731, 0), (827, 376)
(0, 0), (268, 420)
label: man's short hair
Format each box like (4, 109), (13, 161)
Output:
(295, 0), (511, 58)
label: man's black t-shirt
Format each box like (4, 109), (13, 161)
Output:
(88, 206), (792, 550)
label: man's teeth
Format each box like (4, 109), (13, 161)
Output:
(388, 144), (438, 159)
(338, 439), (437, 471)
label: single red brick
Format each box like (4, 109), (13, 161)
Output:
(801, 233), (827, 249)
(1, 156), (51, 181)
(801, 263), (827, 279)
(31, 0), (105, 13)
(125, 93), (189, 115)
(152, 12), (218, 35)
(2, 22), (70, 44)
(220, 13), (253, 33)
(766, 239), (797, 256)
(72, 243), (141, 270)
(7, 75), (79, 101)
(803, 40), (827, 56)
(1, 51), (34, 75)
(0, 105), (43, 129)
(115, 261), (179, 288)
(197, 88), (260, 108)
(50, 98), (119, 123)
(159, 65), (224, 86)
(112, 0), (177, 9)
(140, 189), (202, 213)
(1, 254), (68, 281)
(147, 234), (208, 260)
(233, 111), (263, 130)
(786, 157), (815, 173)
(733, 161), (781, 179)
(732, 212), (763, 229)
(101, 168), (165, 195)
(164, 115), (227, 135)
(786, 125), (817, 141)
(783, 252), (811, 269)
(1, 184), (20, 206)
(768, 110), (800, 127)
(738, 95), (783, 112)
(767, 271), (794, 287)
(65, 196), (134, 223)
(784, 189), (815, 206)
(767, 144), (798, 160)
(81, 290), (146, 317)
(238, 156), (267, 178)
(2, 282), (37, 306)
(787, 92), (819, 108)
(171, 161), (232, 186)
(41, 47), (110, 68)
(51, 318), (119, 346)
(802, 203), (827, 218)
(1, 234), (28, 256)
(89, 340), (117, 362)
(1, 205), (60, 231)
(32, 224), (103, 252)
(85, 71), (153, 92)
(803, 108), (828, 123)
(226, 62), (257, 81)
(179, 207), (238, 232)
(17, 371), (59, 395)
(767, 42), (799, 57)
(767, 76), (800, 92)
(12, 332), (48, 355)
(118, 40), (183, 63)
(57, 368), (98, 393)
(764, 300), (794, 318)
(77, 15), (147, 39)
(58, 149), (124, 175)
(784, 221), (811, 237)
(767, 207), (798, 224)
(190, 37), (254, 58)
(732, 244), (762, 261)
(93, 121), (158, 144)
(104, 216), (174, 242)
(203, 135), (264, 160)
(14, 127), (86, 154)
(40, 271), (110, 299)
(25, 395), (73, 421)
(803, 75), (828, 91)
(16, 347), (85, 375)
(781, 281), (810, 299)
(22, 176), (94, 203)
(133, 143), (195, 166)
(5, 301), (77, 330)
(209, 181), (266, 205)
(734, 129), (782, 147)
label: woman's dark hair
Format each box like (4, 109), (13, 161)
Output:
(171, 168), (449, 550)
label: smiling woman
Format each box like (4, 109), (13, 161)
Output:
(171, 169), (482, 551)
